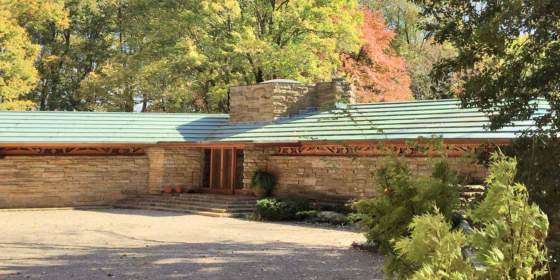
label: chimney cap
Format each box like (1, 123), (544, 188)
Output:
(260, 79), (300, 84)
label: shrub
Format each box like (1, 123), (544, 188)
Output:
(503, 136), (560, 273)
(479, 137), (560, 273)
(350, 155), (460, 278)
(396, 152), (550, 279)
(255, 198), (309, 221)
(395, 211), (475, 279)
(250, 170), (276, 197)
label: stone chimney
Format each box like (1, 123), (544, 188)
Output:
(228, 78), (354, 123)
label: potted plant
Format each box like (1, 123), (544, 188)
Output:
(250, 169), (275, 198)
(175, 185), (183, 193)
(164, 186), (174, 194)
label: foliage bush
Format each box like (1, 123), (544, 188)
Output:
(250, 170), (276, 195)
(255, 198), (309, 221)
(395, 152), (550, 279)
(350, 155), (460, 278)
(480, 136), (560, 271)
(479, 136), (560, 219)
(395, 212), (475, 279)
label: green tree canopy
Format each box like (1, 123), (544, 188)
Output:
(414, 0), (560, 134)
(0, 0), (68, 110)
(3, 0), (424, 113)
(77, 0), (363, 112)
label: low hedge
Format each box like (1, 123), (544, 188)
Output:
(255, 198), (309, 221)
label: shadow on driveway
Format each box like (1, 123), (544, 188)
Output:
(0, 240), (382, 280)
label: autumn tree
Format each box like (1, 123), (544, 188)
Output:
(26, 0), (117, 111)
(77, 0), (363, 112)
(342, 10), (411, 102)
(0, 0), (68, 110)
(360, 0), (463, 100)
(5, 0), (419, 112)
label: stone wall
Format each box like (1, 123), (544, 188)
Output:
(229, 83), (277, 123)
(0, 147), (204, 208)
(146, 147), (203, 194)
(229, 79), (355, 123)
(0, 155), (149, 208)
(242, 147), (488, 200)
(242, 147), (276, 194)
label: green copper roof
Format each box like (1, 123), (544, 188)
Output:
(206, 99), (549, 142)
(0, 111), (229, 143)
(0, 99), (549, 144)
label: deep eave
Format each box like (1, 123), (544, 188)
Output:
(0, 138), (511, 157)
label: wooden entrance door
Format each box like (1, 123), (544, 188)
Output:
(202, 148), (244, 194)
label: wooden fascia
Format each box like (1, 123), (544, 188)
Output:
(0, 139), (510, 156)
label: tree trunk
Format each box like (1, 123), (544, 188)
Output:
(142, 95), (148, 112)
(255, 68), (264, 83)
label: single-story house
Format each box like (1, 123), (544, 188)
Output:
(0, 79), (548, 208)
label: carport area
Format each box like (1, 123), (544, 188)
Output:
(0, 208), (383, 279)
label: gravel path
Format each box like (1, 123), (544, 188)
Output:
(0, 208), (383, 280)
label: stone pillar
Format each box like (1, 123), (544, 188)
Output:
(228, 78), (355, 124)
(229, 83), (276, 123)
(146, 147), (165, 194)
(315, 78), (355, 107)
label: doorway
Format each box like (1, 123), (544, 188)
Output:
(202, 148), (244, 194)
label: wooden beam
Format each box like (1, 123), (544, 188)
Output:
(220, 148), (225, 189)
(274, 140), (507, 157)
(209, 149), (214, 189)
(230, 148), (236, 194)
(0, 146), (145, 156)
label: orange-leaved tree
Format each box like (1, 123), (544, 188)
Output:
(342, 10), (412, 102)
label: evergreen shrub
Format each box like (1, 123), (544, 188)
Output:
(395, 152), (550, 279)
(350, 155), (460, 278)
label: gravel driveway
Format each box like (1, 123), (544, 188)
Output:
(0, 208), (383, 280)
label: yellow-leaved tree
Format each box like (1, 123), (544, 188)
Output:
(0, 0), (68, 110)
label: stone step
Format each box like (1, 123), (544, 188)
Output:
(113, 193), (257, 218)
(128, 197), (256, 208)
(143, 193), (256, 201)
(114, 204), (250, 218)
(133, 198), (256, 207)
(137, 196), (257, 203)
(128, 201), (255, 214)
(137, 194), (257, 204)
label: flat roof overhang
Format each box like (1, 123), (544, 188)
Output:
(0, 138), (513, 147)
(0, 138), (511, 157)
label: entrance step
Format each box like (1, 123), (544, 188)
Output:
(113, 193), (257, 218)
